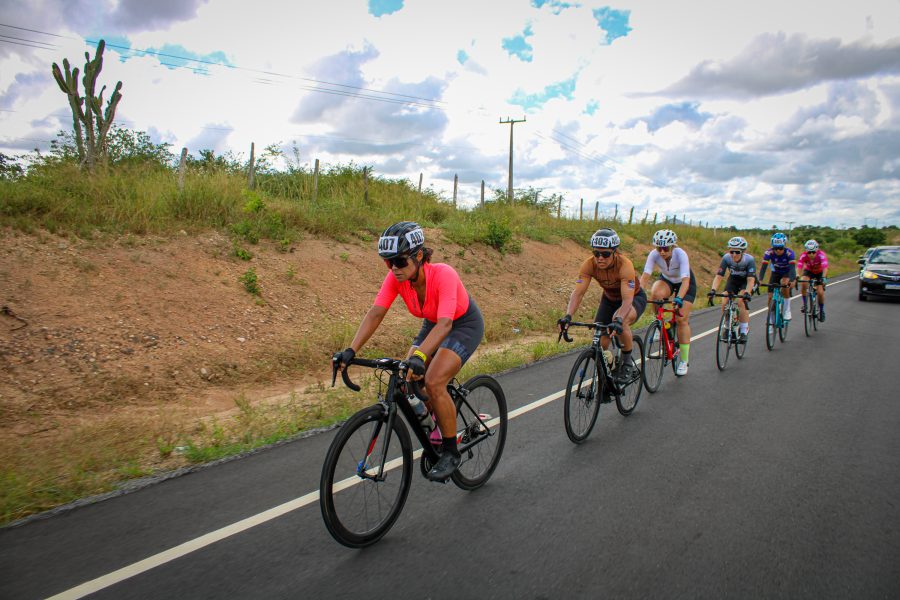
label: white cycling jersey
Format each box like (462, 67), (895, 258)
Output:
(643, 247), (691, 284)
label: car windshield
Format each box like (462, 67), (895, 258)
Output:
(869, 250), (900, 264)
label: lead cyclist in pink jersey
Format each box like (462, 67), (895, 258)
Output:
(797, 239), (829, 322)
(332, 221), (484, 482)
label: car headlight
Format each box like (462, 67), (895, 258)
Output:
(862, 271), (880, 279)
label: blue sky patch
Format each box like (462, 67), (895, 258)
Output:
(593, 7), (632, 44)
(509, 74), (577, 111)
(369, 0), (403, 17)
(628, 102), (712, 132)
(531, 0), (579, 13)
(145, 44), (232, 73)
(502, 24), (534, 62)
(457, 50), (469, 65)
(584, 99), (600, 115)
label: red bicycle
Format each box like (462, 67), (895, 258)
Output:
(642, 299), (683, 392)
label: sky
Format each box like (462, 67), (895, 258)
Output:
(1, 0), (899, 228)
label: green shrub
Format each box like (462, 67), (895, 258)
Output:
(239, 268), (260, 295)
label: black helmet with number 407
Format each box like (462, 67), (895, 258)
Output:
(377, 221), (425, 259)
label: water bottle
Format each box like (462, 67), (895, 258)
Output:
(408, 394), (435, 433)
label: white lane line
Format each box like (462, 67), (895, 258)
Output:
(46, 276), (856, 599)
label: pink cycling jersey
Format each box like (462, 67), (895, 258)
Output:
(797, 250), (829, 274)
(374, 262), (470, 321)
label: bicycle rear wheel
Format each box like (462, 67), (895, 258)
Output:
(320, 405), (413, 548)
(451, 375), (508, 491)
(616, 336), (644, 416)
(642, 321), (665, 393)
(716, 309), (731, 371)
(765, 302), (776, 350)
(564, 348), (601, 443)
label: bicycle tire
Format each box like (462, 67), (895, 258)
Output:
(765, 302), (776, 351)
(642, 321), (665, 393)
(779, 295), (789, 343)
(451, 375), (508, 490)
(320, 405), (413, 548)
(812, 301), (819, 331)
(735, 319), (747, 359)
(804, 294), (813, 337)
(564, 348), (601, 443)
(716, 309), (731, 371)
(616, 336), (644, 416)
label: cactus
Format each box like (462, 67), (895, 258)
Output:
(51, 40), (122, 169)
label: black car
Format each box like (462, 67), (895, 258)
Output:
(858, 246), (900, 301)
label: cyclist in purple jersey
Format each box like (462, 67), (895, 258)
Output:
(758, 232), (797, 321)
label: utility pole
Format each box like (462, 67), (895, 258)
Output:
(499, 116), (525, 203)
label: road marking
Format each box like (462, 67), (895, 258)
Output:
(46, 276), (856, 599)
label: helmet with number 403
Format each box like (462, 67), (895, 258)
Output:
(590, 228), (620, 249)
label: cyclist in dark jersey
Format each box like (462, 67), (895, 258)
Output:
(558, 228), (647, 384)
(707, 236), (757, 343)
(758, 232), (796, 322)
(332, 222), (484, 482)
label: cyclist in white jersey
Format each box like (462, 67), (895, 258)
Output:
(639, 229), (696, 376)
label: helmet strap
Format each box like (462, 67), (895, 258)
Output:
(409, 252), (423, 283)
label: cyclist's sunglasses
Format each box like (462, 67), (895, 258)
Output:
(384, 255), (411, 269)
(729, 250), (743, 255)
(656, 246), (671, 252)
(593, 250), (614, 258)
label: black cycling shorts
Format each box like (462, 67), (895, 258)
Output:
(802, 270), (825, 284)
(659, 271), (697, 303)
(413, 294), (484, 366)
(594, 289), (648, 326)
(767, 269), (795, 286)
(724, 276), (749, 295)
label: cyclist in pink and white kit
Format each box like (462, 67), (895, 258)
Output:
(797, 239), (829, 322)
(332, 221), (484, 482)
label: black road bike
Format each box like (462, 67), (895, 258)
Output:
(709, 292), (751, 371)
(559, 322), (644, 443)
(320, 357), (507, 548)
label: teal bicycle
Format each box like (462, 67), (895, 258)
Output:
(759, 282), (790, 350)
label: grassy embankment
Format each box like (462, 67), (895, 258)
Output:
(0, 159), (861, 523)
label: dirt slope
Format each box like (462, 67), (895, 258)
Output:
(0, 227), (721, 448)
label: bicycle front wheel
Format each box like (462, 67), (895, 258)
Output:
(451, 375), (508, 491)
(779, 297), (789, 342)
(716, 309), (731, 371)
(642, 321), (665, 393)
(616, 336), (644, 416)
(320, 405), (413, 548)
(564, 348), (601, 443)
(804, 297), (813, 337)
(765, 302), (776, 350)
(812, 302), (819, 330)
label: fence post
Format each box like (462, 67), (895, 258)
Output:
(312, 158), (319, 203)
(643, 209), (648, 224)
(480, 180), (485, 207)
(594, 201), (598, 221)
(452, 174), (458, 207)
(614, 204), (618, 222)
(363, 166), (369, 203)
(247, 142), (256, 189)
(557, 197), (562, 219)
(628, 206), (634, 224)
(418, 172), (423, 193)
(579, 198), (583, 221)
(177, 147), (188, 191)
(653, 212), (657, 224)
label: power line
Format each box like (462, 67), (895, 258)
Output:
(0, 23), (446, 109)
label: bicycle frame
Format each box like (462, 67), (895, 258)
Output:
(760, 282), (787, 328)
(560, 321), (622, 394)
(650, 300), (680, 361)
(333, 358), (494, 479)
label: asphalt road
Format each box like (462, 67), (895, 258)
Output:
(2, 275), (898, 600)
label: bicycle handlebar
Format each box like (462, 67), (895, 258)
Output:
(558, 321), (615, 344)
(331, 356), (421, 394)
